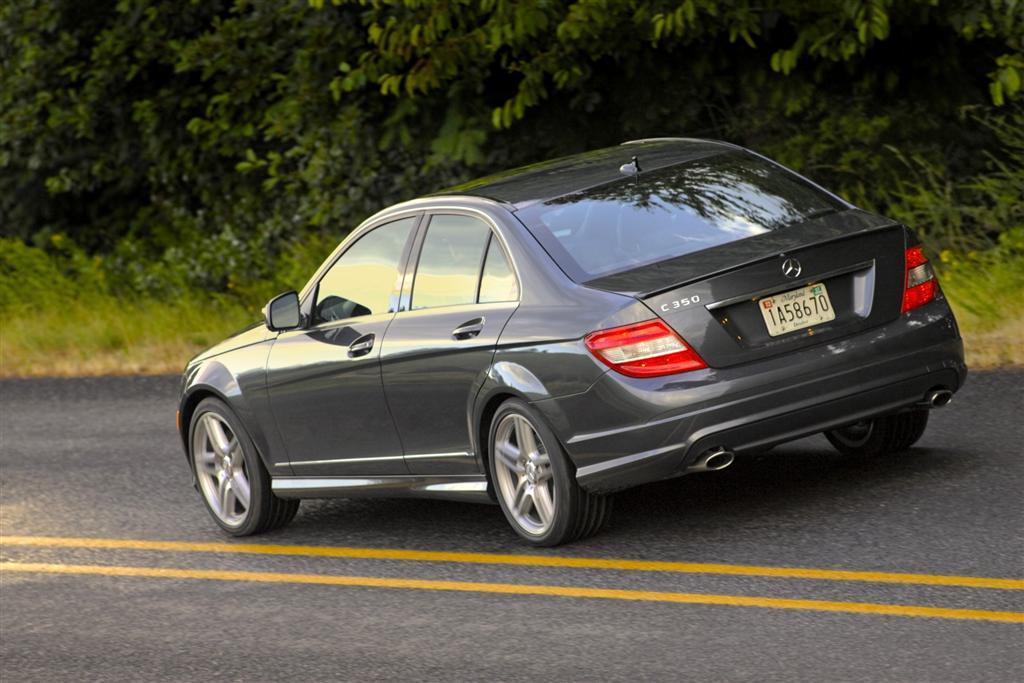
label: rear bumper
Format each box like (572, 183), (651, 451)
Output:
(532, 300), (966, 494)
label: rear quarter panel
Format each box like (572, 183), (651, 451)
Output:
(471, 206), (659, 463)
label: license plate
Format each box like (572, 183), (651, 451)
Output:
(758, 283), (836, 337)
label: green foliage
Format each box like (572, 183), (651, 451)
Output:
(1, 0), (1022, 310)
(875, 106), (1024, 253)
(938, 227), (1024, 330)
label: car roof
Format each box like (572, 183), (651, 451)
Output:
(431, 138), (739, 209)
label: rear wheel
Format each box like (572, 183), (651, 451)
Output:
(825, 410), (929, 458)
(488, 399), (611, 546)
(189, 397), (299, 536)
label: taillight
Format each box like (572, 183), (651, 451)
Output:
(902, 245), (937, 314)
(585, 320), (707, 377)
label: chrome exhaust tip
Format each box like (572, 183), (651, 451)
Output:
(924, 389), (953, 408)
(686, 447), (735, 474)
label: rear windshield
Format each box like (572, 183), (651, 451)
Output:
(515, 151), (845, 281)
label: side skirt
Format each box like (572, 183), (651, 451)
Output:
(271, 475), (494, 505)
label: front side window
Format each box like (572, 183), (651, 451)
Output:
(313, 217), (416, 324)
(411, 215), (492, 310)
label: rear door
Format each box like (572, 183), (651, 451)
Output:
(380, 212), (520, 475)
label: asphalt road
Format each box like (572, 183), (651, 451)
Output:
(1, 372), (1022, 681)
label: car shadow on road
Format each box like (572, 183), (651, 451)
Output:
(611, 441), (969, 529)
(278, 437), (974, 554)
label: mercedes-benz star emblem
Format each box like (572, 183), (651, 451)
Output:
(781, 257), (802, 278)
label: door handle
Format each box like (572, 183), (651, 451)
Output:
(348, 333), (375, 357)
(452, 317), (485, 340)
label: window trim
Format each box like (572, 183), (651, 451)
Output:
(405, 211), (522, 314)
(474, 232), (493, 304)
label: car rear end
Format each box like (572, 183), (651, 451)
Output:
(516, 145), (966, 494)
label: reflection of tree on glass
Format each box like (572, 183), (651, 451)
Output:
(517, 152), (844, 279)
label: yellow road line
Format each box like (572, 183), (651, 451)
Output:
(3, 562), (1021, 623)
(3, 535), (1022, 590)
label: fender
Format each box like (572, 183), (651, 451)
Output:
(178, 344), (280, 476)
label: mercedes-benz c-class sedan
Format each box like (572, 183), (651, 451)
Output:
(177, 138), (966, 545)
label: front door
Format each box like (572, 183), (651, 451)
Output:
(266, 216), (418, 477)
(380, 213), (520, 475)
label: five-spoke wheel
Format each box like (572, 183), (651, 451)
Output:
(488, 398), (611, 546)
(493, 413), (557, 536)
(188, 397), (299, 535)
(192, 412), (252, 528)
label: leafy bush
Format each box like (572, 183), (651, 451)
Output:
(2, 1), (1023, 375)
(3, 1), (1021, 266)
(873, 106), (1024, 254)
(939, 227), (1024, 328)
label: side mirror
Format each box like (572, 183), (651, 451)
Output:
(263, 291), (301, 331)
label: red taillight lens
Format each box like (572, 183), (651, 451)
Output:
(901, 245), (937, 314)
(585, 320), (707, 377)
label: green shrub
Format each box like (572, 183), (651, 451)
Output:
(0, 237), (78, 313)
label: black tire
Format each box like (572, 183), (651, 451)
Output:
(487, 398), (612, 546)
(189, 397), (299, 536)
(825, 410), (930, 458)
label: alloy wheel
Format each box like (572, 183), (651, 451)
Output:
(492, 413), (556, 536)
(192, 412), (252, 528)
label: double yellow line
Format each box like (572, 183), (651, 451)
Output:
(3, 535), (1022, 623)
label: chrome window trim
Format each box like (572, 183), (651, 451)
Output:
(298, 203), (523, 309)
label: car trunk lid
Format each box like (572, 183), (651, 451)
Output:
(584, 210), (908, 368)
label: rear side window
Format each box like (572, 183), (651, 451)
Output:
(478, 237), (519, 303)
(412, 215), (492, 310)
(515, 151), (845, 281)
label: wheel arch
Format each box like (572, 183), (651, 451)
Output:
(471, 389), (522, 499)
(471, 358), (583, 494)
(178, 358), (275, 476)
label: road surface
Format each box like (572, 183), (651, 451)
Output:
(1, 372), (1022, 681)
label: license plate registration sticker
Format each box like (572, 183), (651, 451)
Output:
(758, 283), (836, 337)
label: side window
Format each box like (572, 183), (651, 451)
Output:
(313, 217), (415, 324)
(478, 236), (519, 303)
(411, 215), (491, 310)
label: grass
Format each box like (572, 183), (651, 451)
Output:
(1, 296), (255, 378)
(1, 260), (1021, 379)
(938, 251), (1024, 369)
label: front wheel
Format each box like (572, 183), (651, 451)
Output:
(488, 399), (611, 546)
(825, 410), (930, 458)
(189, 397), (299, 536)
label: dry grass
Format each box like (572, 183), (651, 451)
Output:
(959, 315), (1024, 368)
(2, 296), (1019, 380)
(1, 297), (255, 379)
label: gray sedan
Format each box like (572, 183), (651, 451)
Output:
(177, 138), (966, 545)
